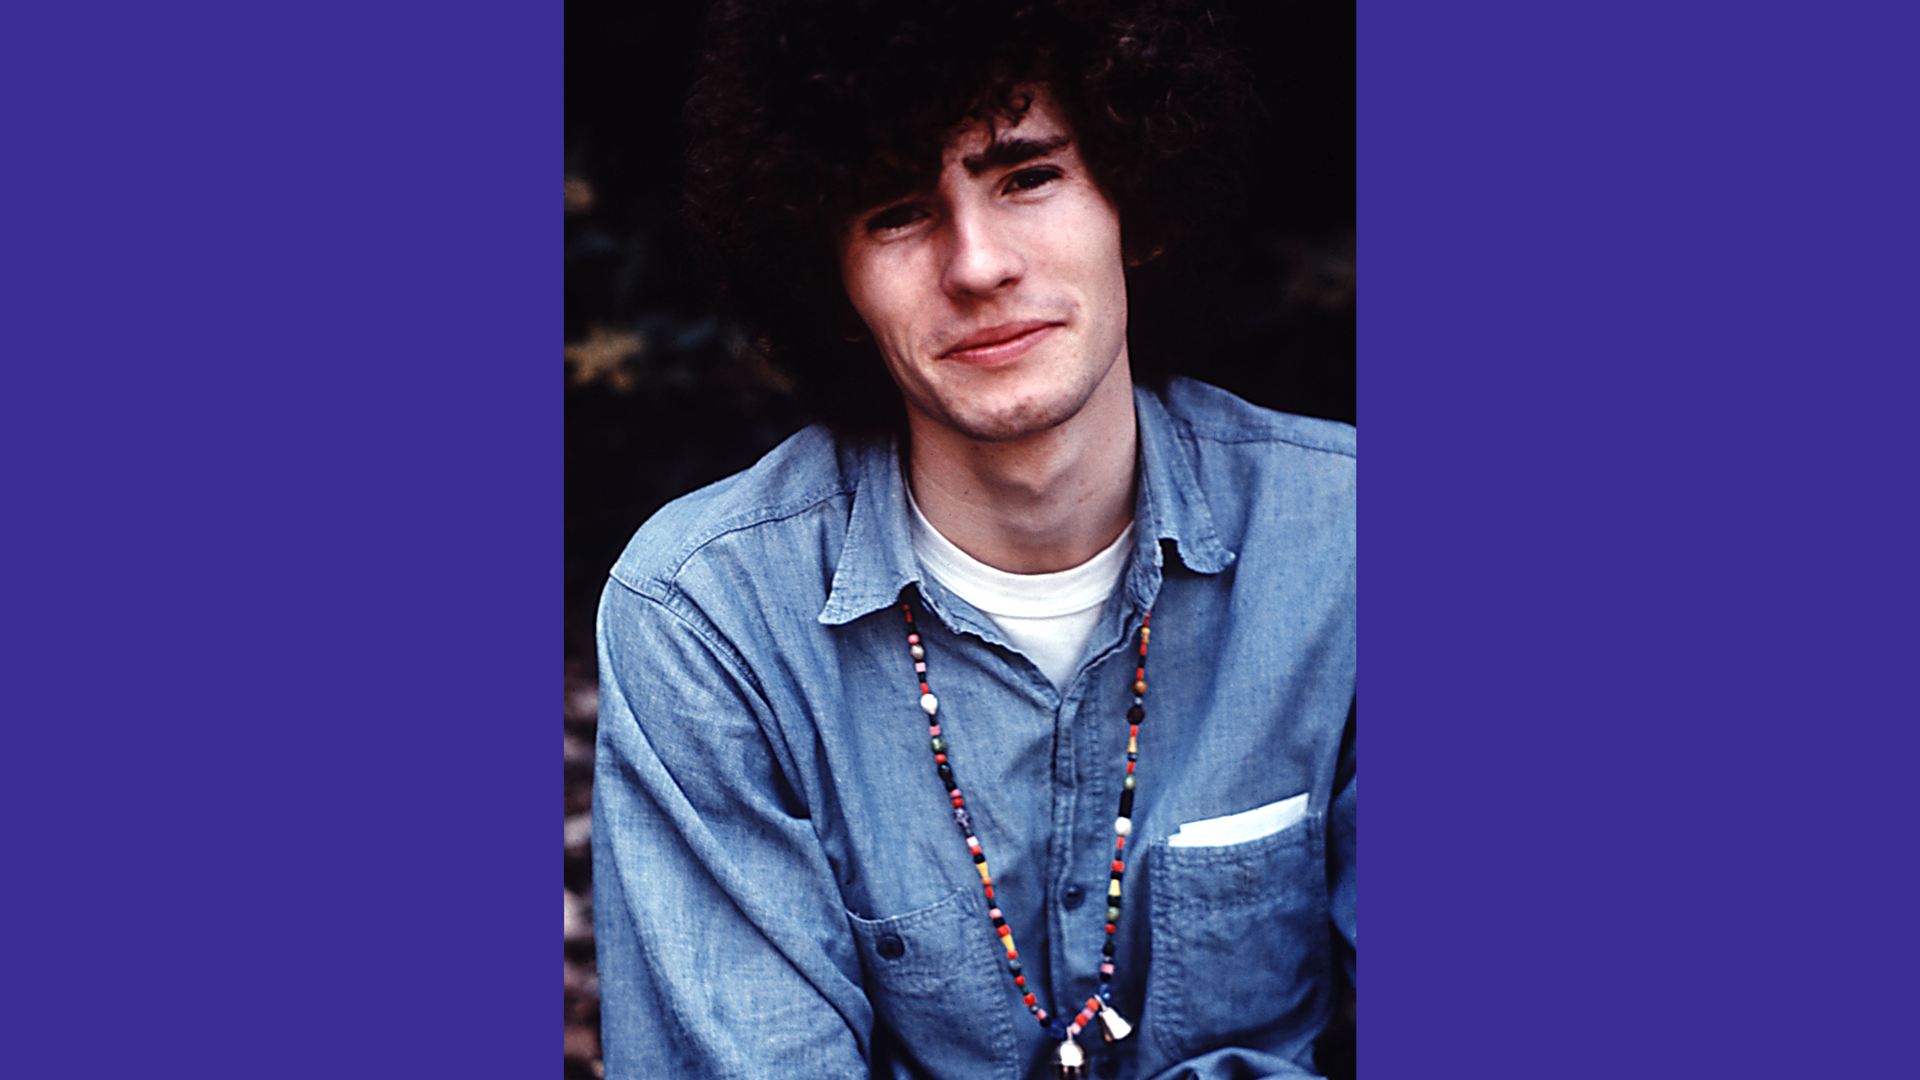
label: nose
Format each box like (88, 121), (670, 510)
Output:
(940, 201), (1023, 298)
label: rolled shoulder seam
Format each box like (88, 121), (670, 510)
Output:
(609, 479), (853, 596)
(1181, 414), (1357, 458)
(600, 576), (771, 708)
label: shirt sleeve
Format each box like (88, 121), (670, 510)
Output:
(1329, 696), (1357, 991)
(1140, 1046), (1329, 1080)
(590, 575), (874, 1079)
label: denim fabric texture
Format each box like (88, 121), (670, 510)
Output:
(593, 379), (1356, 1080)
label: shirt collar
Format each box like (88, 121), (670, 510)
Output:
(817, 382), (1235, 628)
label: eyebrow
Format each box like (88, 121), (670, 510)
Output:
(961, 134), (1072, 176)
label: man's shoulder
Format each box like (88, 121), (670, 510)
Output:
(1157, 377), (1356, 461)
(606, 423), (860, 598)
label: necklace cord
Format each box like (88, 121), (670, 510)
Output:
(899, 593), (1150, 1071)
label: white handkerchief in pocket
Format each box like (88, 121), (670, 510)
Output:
(1168, 792), (1310, 848)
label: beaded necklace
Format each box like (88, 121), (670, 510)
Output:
(899, 595), (1151, 1079)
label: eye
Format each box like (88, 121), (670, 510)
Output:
(1004, 166), (1063, 194)
(865, 203), (928, 233)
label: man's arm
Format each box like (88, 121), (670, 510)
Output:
(591, 576), (874, 1078)
(1330, 696), (1356, 991)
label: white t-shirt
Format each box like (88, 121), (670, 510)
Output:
(906, 486), (1132, 693)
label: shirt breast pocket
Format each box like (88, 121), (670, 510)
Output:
(1142, 811), (1332, 1065)
(845, 885), (1019, 1078)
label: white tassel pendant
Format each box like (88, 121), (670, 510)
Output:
(1096, 1004), (1134, 1043)
(1053, 1037), (1087, 1079)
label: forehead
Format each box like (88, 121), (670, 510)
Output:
(943, 85), (1072, 161)
(836, 84), (1077, 218)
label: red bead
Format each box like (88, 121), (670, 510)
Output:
(1112, 860), (1125, 872)
(1014, 975), (1026, 986)
(1105, 923), (1116, 934)
(1024, 993), (1037, 1007)
(935, 753), (947, 763)
(1114, 837), (1125, 851)
(1126, 761), (1135, 773)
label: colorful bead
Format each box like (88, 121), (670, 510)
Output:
(902, 595), (1151, 1039)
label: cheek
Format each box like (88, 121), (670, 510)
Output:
(840, 253), (915, 341)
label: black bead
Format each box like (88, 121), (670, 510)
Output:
(937, 763), (955, 786)
(1127, 705), (1144, 723)
(1102, 941), (1116, 957)
(973, 851), (986, 864)
(1118, 790), (1134, 818)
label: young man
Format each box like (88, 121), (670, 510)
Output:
(592, 3), (1354, 1077)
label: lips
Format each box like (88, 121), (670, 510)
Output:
(938, 320), (1063, 363)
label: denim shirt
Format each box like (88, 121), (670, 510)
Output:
(593, 379), (1356, 1080)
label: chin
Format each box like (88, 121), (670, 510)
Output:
(938, 392), (1084, 443)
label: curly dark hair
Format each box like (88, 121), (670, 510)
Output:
(684, 0), (1256, 437)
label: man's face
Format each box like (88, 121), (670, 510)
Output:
(835, 86), (1130, 445)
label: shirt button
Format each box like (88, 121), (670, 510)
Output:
(875, 933), (906, 959)
(1062, 885), (1085, 910)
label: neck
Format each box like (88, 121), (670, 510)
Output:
(905, 361), (1138, 575)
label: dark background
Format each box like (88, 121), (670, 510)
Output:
(564, 2), (1356, 1076)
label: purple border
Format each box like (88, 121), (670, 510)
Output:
(7, 1), (557, 1076)
(1364, 2), (1918, 1076)
(10, 0), (1920, 1075)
